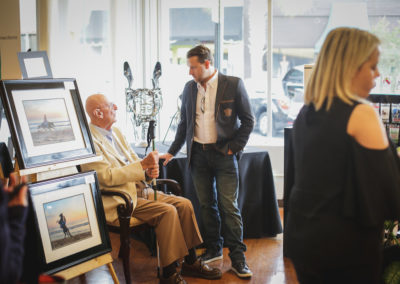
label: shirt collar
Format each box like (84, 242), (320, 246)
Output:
(92, 124), (113, 142)
(197, 70), (218, 90)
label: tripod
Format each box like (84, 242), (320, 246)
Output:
(162, 110), (179, 145)
(162, 94), (181, 145)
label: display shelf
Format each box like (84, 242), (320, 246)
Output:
(18, 155), (102, 177)
(368, 93), (400, 145)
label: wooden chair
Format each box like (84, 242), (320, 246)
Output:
(102, 179), (182, 284)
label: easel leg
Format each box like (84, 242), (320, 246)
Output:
(107, 263), (120, 284)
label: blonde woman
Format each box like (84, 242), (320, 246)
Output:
(285, 27), (400, 283)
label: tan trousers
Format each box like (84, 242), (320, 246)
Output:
(134, 189), (203, 267)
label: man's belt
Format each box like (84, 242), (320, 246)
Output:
(193, 141), (216, 151)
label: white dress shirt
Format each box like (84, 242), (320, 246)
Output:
(194, 70), (218, 144)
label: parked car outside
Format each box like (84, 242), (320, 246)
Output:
(282, 65), (304, 102)
(249, 91), (294, 136)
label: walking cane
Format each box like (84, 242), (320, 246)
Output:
(145, 120), (161, 277)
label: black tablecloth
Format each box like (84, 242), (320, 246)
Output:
(133, 142), (282, 238)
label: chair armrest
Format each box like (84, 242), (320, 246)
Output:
(156, 179), (182, 196)
(101, 190), (134, 218)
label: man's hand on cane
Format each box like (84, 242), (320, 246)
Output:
(141, 151), (159, 179)
(146, 167), (159, 179)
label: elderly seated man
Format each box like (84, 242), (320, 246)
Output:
(81, 94), (221, 284)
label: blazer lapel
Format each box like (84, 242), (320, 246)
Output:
(215, 73), (228, 118)
(90, 125), (128, 165)
(112, 132), (135, 163)
(191, 81), (198, 120)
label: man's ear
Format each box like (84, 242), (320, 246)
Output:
(205, 60), (210, 69)
(94, 108), (103, 119)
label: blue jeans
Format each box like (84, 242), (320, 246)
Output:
(191, 146), (246, 263)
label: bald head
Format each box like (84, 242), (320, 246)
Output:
(86, 94), (107, 118)
(86, 94), (117, 130)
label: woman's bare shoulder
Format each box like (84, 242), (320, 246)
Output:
(347, 103), (388, 150)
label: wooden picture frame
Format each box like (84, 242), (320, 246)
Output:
(29, 171), (111, 274)
(0, 78), (96, 169)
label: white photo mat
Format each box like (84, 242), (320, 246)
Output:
(12, 87), (85, 157)
(17, 51), (53, 79)
(32, 181), (102, 263)
(23, 57), (48, 78)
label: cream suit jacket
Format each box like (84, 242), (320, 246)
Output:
(81, 124), (145, 225)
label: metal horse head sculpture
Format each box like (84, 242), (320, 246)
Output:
(124, 61), (163, 146)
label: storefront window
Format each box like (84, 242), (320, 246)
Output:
(46, 0), (112, 100)
(20, 0), (37, 51)
(272, 0), (400, 140)
(26, 0), (400, 145)
(159, 1), (218, 142)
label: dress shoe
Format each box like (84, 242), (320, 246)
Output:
(181, 258), (222, 279)
(159, 272), (187, 284)
(231, 261), (252, 279)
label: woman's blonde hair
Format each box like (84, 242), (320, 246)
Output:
(305, 27), (380, 110)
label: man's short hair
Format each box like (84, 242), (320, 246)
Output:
(187, 45), (214, 65)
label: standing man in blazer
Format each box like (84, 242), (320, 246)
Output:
(161, 45), (255, 279)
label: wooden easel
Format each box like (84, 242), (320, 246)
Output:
(16, 156), (120, 284)
(55, 253), (118, 283)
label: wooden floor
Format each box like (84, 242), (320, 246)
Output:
(68, 209), (299, 284)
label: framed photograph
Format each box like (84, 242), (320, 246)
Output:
(17, 51), (53, 79)
(0, 78), (96, 169)
(29, 171), (111, 274)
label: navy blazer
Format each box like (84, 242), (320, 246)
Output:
(168, 73), (254, 164)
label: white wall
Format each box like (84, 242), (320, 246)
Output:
(0, 0), (21, 79)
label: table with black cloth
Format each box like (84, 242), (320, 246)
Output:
(132, 142), (282, 238)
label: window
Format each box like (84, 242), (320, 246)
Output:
(44, 0), (113, 104)
(19, 0), (37, 51)
(159, 0), (219, 142)
(29, 0), (400, 145)
(273, 0), (400, 132)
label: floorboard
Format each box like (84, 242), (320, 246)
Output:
(68, 209), (299, 283)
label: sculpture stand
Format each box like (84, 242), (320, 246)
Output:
(135, 123), (149, 148)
